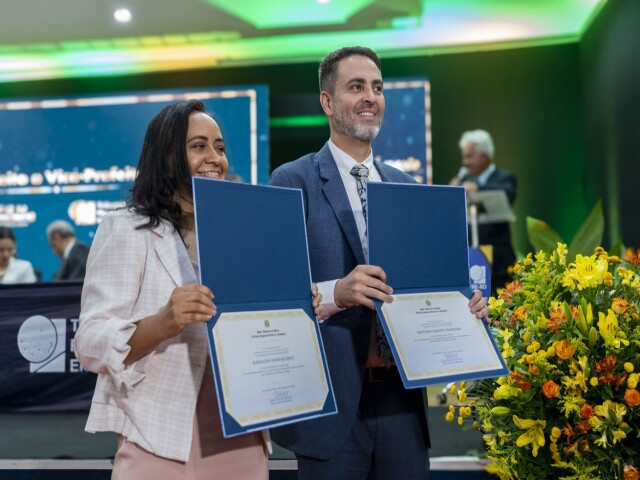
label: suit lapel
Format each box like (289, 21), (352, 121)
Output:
(151, 221), (198, 287)
(318, 144), (366, 265)
(375, 159), (403, 183)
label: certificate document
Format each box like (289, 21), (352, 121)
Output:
(367, 182), (508, 388)
(212, 309), (330, 427)
(193, 178), (337, 437)
(381, 291), (505, 385)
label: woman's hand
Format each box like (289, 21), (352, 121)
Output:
(125, 284), (215, 365)
(311, 283), (323, 318)
(158, 285), (216, 339)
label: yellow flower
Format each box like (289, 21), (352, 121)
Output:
(526, 341), (541, 353)
(604, 271), (614, 286)
(458, 391), (467, 402)
(563, 254), (609, 290)
(598, 309), (630, 349)
(618, 267), (640, 288)
(502, 342), (515, 359)
(535, 251), (547, 262)
(488, 297), (505, 311)
(445, 411), (454, 422)
(594, 430), (609, 448)
(625, 362), (635, 373)
(498, 328), (513, 342)
(629, 373), (639, 389)
(513, 415), (546, 457)
(483, 433), (497, 452)
(613, 429), (627, 444)
(494, 384), (522, 400)
(590, 377), (599, 387)
(554, 243), (568, 265)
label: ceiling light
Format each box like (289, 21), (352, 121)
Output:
(114, 9), (132, 23)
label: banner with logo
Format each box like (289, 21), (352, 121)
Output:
(0, 282), (95, 412)
(468, 246), (492, 299)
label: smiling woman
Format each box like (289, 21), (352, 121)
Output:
(72, 100), (280, 480)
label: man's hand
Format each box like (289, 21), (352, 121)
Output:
(311, 283), (323, 318)
(334, 265), (393, 311)
(462, 181), (479, 194)
(468, 289), (490, 323)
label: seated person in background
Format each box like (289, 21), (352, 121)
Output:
(46, 220), (90, 281)
(449, 129), (517, 294)
(0, 226), (37, 284)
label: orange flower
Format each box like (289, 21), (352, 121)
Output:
(580, 403), (594, 419)
(612, 297), (630, 315)
(624, 465), (640, 480)
(542, 380), (560, 399)
(499, 280), (522, 302)
(547, 307), (567, 332)
(624, 388), (640, 407)
(511, 370), (531, 392)
(624, 247), (640, 264)
(555, 339), (576, 360)
(509, 305), (528, 323)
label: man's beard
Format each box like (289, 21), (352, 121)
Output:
(333, 107), (382, 142)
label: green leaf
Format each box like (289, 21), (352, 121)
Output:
(526, 216), (564, 253)
(609, 238), (625, 258)
(568, 200), (604, 260)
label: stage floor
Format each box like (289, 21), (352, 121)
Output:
(0, 406), (484, 460)
(0, 407), (490, 479)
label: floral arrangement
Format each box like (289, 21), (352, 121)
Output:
(447, 245), (640, 480)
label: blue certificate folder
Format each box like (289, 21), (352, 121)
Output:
(367, 182), (508, 388)
(192, 177), (337, 437)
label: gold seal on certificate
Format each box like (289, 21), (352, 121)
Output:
(380, 291), (505, 385)
(212, 308), (330, 427)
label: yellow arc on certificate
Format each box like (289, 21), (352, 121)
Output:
(212, 308), (329, 427)
(380, 291), (504, 382)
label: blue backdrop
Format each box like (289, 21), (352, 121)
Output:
(0, 86), (269, 280)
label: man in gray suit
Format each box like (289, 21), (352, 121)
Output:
(270, 46), (488, 480)
(46, 220), (90, 281)
(450, 129), (517, 294)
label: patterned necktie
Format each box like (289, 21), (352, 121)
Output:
(350, 164), (369, 229)
(350, 164), (393, 367)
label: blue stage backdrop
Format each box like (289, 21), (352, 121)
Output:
(372, 78), (431, 185)
(0, 86), (269, 281)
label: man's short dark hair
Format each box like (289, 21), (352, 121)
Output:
(318, 46), (381, 94)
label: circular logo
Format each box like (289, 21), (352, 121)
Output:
(469, 265), (485, 283)
(17, 315), (59, 363)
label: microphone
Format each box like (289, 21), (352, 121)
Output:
(456, 166), (469, 181)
